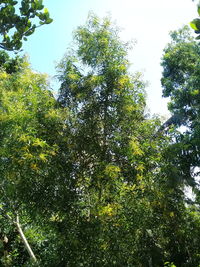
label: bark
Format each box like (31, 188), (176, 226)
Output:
(15, 214), (37, 263)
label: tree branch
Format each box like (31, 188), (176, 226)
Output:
(157, 114), (184, 134)
(15, 214), (37, 263)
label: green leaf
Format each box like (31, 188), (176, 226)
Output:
(45, 18), (53, 24)
(44, 7), (49, 14)
(190, 18), (200, 31)
(25, 28), (35, 36)
(190, 21), (198, 31)
(198, 4), (200, 16)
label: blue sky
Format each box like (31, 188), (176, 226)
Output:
(21, 0), (198, 117)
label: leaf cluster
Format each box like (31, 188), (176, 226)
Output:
(190, 2), (200, 40)
(0, 0), (53, 51)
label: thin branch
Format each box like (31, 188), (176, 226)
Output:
(0, 43), (13, 51)
(15, 214), (37, 263)
(156, 114), (184, 135)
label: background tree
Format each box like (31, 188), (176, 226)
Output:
(161, 26), (200, 266)
(161, 26), (200, 189)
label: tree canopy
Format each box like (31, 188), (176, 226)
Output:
(161, 26), (200, 188)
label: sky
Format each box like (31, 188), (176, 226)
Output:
(21, 0), (198, 117)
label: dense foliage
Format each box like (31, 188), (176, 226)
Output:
(0, 10), (200, 267)
(0, 56), (72, 265)
(56, 14), (167, 266)
(160, 25), (200, 266)
(161, 26), (200, 190)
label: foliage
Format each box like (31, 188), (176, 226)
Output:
(161, 26), (200, 189)
(0, 0), (53, 51)
(0, 50), (24, 74)
(0, 55), (75, 265)
(190, 1), (200, 40)
(56, 14), (194, 266)
(161, 26), (200, 266)
(1, 13), (200, 267)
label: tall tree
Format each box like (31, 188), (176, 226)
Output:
(56, 14), (172, 266)
(161, 26), (200, 189)
(57, 13), (146, 220)
(161, 27), (200, 265)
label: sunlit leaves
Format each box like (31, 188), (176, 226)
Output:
(190, 18), (200, 31)
(129, 137), (144, 156)
(104, 164), (121, 179)
(0, 57), (68, 215)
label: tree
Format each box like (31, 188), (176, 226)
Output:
(56, 14), (175, 266)
(161, 27), (200, 266)
(0, 0), (53, 51)
(0, 55), (75, 265)
(161, 26), (200, 188)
